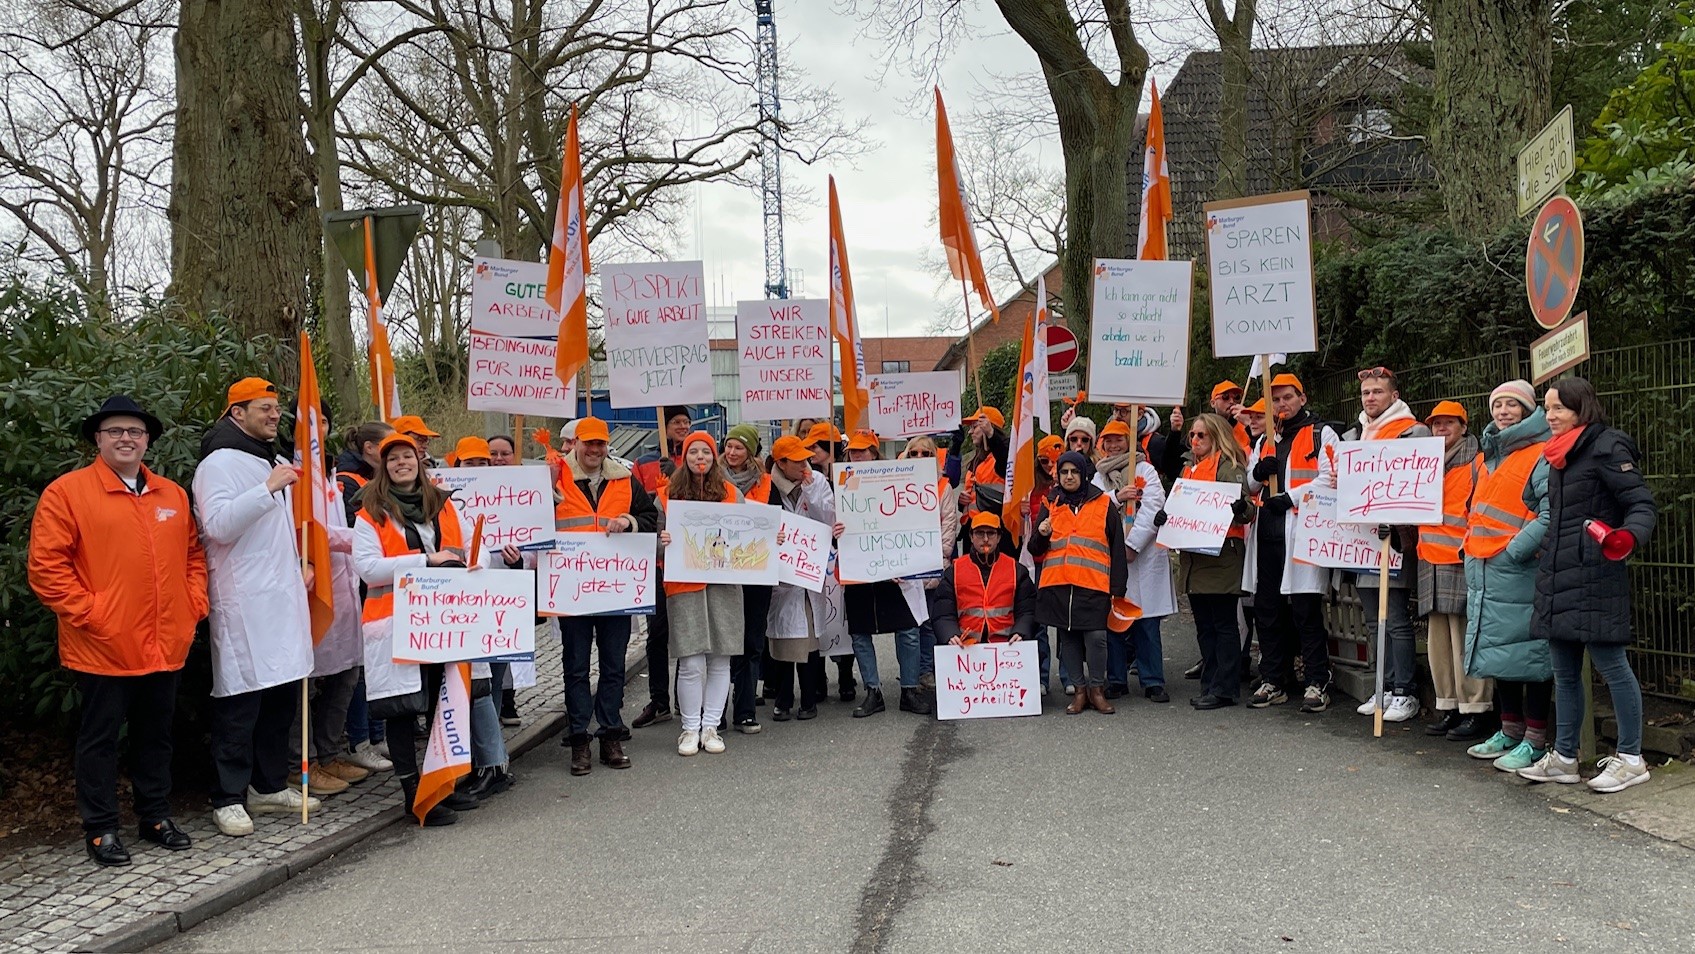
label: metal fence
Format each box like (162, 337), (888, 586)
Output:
(1310, 341), (1695, 701)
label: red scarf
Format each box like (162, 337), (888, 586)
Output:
(1543, 425), (1586, 470)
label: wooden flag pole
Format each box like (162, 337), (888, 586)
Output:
(1263, 355), (1281, 497)
(1373, 535), (1392, 738)
(513, 414), (525, 460)
(959, 277), (984, 408)
(299, 521), (310, 824)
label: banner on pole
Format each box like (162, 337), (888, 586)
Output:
(934, 642), (1041, 719)
(1291, 486), (1406, 571)
(600, 261), (712, 407)
(1086, 258), (1193, 405)
(1155, 478), (1241, 552)
(865, 371), (963, 438)
(662, 500), (780, 585)
(536, 534), (658, 616)
(429, 467), (557, 552)
(736, 298), (832, 420)
(1333, 438), (1446, 526)
(393, 567), (535, 663)
(834, 458), (944, 583)
(1204, 191), (1318, 357)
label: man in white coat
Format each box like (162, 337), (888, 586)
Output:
(193, 377), (318, 836)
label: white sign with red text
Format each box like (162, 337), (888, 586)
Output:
(536, 534), (658, 616)
(834, 458), (944, 583)
(1291, 487), (1405, 572)
(934, 641), (1041, 720)
(600, 260), (712, 407)
(865, 371), (963, 438)
(736, 299), (832, 420)
(776, 511), (830, 592)
(1333, 438), (1445, 526)
(393, 567), (535, 664)
(1155, 478), (1242, 552)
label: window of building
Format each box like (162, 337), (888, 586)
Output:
(881, 360), (910, 373)
(1346, 107), (1393, 144)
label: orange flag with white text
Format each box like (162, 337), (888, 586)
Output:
(548, 105), (591, 386)
(936, 88), (999, 323)
(292, 332), (334, 643)
(1136, 79), (1171, 262)
(1001, 302), (1037, 546)
(828, 178), (868, 430)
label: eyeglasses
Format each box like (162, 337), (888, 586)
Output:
(97, 427), (149, 440)
(1057, 467), (1082, 476)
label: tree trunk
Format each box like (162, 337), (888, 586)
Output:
(169, 0), (317, 374)
(1428, 0), (1552, 238)
(298, 1), (361, 417)
(1208, 0), (1257, 202)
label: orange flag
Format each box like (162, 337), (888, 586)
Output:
(1001, 303), (1037, 546)
(828, 177), (868, 430)
(935, 88), (999, 323)
(1137, 79), (1171, 262)
(362, 220), (402, 421)
(414, 661), (473, 825)
(548, 104), (591, 386)
(292, 332), (335, 643)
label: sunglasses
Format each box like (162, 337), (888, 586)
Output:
(1357, 366), (1395, 382)
(907, 450), (934, 458)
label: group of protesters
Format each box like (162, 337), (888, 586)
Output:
(26, 361), (1658, 867)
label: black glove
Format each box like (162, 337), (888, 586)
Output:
(1153, 509), (1168, 527)
(1261, 493), (1293, 517)
(1230, 497), (1253, 522)
(1376, 524), (1393, 540)
(1252, 457), (1281, 482)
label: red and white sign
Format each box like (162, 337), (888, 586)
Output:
(1526, 195), (1584, 330)
(934, 642), (1042, 720)
(1046, 324), (1078, 373)
(1333, 438), (1445, 526)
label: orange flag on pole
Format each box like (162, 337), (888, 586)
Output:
(361, 220), (403, 421)
(828, 177), (868, 430)
(548, 104), (591, 385)
(292, 332), (334, 644)
(1136, 79), (1171, 262)
(936, 88), (999, 323)
(1001, 301), (1038, 546)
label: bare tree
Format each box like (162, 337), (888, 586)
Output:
(1202, 0), (1257, 201)
(0, 0), (172, 312)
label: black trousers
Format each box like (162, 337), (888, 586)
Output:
(76, 670), (179, 833)
(731, 586), (772, 723)
(383, 664), (444, 780)
(647, 576), (672, 710)
(210, 680), (300, 807)
(767, 653), (826, 710)
(1190, 594), (1242, 701)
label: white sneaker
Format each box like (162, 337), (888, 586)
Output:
(213, 804), (254, 836)
(677, 729), (700, 756)
(1383, 694), (1419, 723)
(346, 741), (394, 772)
(1355, 696), (1379, 716)
(700, 727), (725, 754)
(373, 740), (391, 759)
(247, 785), (321, 813)
(1587, 756), (1651, 793)
(1517, 751), (1581, 784)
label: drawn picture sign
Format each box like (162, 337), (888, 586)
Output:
(833, 458), (944, 583)
(536, 534), (658, 616)
(599, 260), (712, 407)
(934, 642), (1041, 720)
(393, 567), (535, 664)
(1333, 438), (1446, 526)
(662, 500), (780, 585)
(818, 553), (851, 656)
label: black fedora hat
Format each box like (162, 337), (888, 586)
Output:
(81, 395), (164, 444)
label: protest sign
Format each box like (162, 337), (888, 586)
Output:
(662, 500), (780, 585)
(1204, 192), (1318, 357)
(536, 534), (658, 616)
(1155, 478), (1241, 552)
(466, 332), (577, 416)
(819, 559), (850, 656)
(471, 256), (559, 339)
(777, 511), (830, 592)
(600, 260), (712, 407)
(1291, 487), (1405, 572)
(865, 371), (963, 438)
(834, 458), (944, 583)
(1333, 438), (1445, 525)
(736, 298), (832, 420)
(934, 641), (1041, 720)
(393, 567), (535, 663)
(1086, 258), (1193, 405)
(430, 467), (556, 552)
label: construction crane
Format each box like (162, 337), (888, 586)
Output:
(755, 0), (788, 299)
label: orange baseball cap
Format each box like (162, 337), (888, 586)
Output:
(1425, 400), (1468, 425)
(574, 417), (611, 443)
(1099, 420), (1133, 440)
(1038, 434), (1063, 462)
(846, 430), (880, 452)
(225, 377), (278, 409)
(803, 422), (842, 447)
(391, 414), (441, 438)
(965, 406), (1006, 430)
(771, 435), (813, 462)
(1211, 380), (1243, 400)
(1269, 373), (1304, 394)
(968, 512), (1003, 531)
(378, 432), (420, 457)
(452, 436), (491, 462)
(1245, 398), (1267, 414)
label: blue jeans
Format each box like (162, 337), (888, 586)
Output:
(470, 692), (507, 769)
(1130, 617), (1165, 689)
(1358, 585), (1416, 694)
(344, 670), (383, 746)
(1552, 640), (1642, 758)
(561, 616), (632, 739)
(852, 627), (922, 690)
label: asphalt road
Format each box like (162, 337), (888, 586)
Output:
(158, 619), (1695, 953)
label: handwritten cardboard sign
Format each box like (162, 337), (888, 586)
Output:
(663, 500), (780, 586)
(736, 298), (832, 420)
(1086, 258), (1193, 405)
(818, 558), (851, 656)
(1291, 487), (1404, 572)
(1333, 437), (1445, 526)
(466, 331), (577, 416)
(777, 511), (830, 592)
(1204, 192), (1318, 357)
(1156, 478), (1241, 552)
(865, 371), (963, 438)
(934, 641), (1041, 720)
(430, 466), (557, 552)
(471, 256), (560, 339)
(393, 567), (535, 663)
(834, 458), (944, 583)
(536, 534), (658, 616)
(599, 260), (712, 407)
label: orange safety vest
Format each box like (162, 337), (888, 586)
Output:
(1279, 423), (1329, 488)
(1418, 453), (1483, 565)
(953, 554), (1018, 640)
(555, 470), (634, 533)
(1182, 453), (1247, 541)
(1232, 421), (1251, 452)
(1040, 494), (1113, 594)
(966, 453), (1001, 512)
(744, 473), (773, 505)
(1366, 418), (1420, 441)
(660, 482), (741, 597)
(358, 500), (468, 623)
(1462, 443), (1543, 559)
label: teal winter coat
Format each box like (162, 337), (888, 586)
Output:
(1462, 409), (1552, 682)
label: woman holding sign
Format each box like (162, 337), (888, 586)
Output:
(353, 433), (520, 826)
(1518, 378), (1658, 793)
(1028, 451), (1128, 715)
(723, 425), (773, 734)
(658, 432), (747, 756)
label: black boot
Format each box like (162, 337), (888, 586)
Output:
(853, 688), (886, 718)
(445, 775), (482, 811)
(399, 774), (457, 827)
(1446, 714), (1489, 742)
(465, 765), (516, 800)
(899, 687), (933, 715)
(1425, 710), (1462, 736)
(499, 688), (520, 726)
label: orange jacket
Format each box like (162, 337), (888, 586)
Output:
(28, 458), (208, 676)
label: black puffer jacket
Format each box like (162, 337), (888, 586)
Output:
(1532, 426), (1657, 645)
(844, 579), (919, 635)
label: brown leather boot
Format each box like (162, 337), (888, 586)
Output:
(599, 737), (631, 769)
(1088, 686), (1116, 714)
(1065, 688), (1088, 715)
(569, 737), (592, 776)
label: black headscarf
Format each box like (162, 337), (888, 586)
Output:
(1053, 450), (1102, 509)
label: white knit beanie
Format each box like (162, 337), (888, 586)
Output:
(1064, 416), (1097, 441)
(1489, 379), (1537, 414)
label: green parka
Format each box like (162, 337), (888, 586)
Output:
(1462, 409), (1552, 682)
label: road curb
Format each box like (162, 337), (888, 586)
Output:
(91, 640), (648, 953)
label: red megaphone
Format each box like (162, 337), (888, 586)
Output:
(1585, 519), (1636, 561)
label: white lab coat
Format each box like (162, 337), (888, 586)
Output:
(1097, 461), (1176, 619)
(311, 478), (362, 677)
(193, 448), (313, 698)
(1243, 422), (1339, 595)
(766, 470), (836, 646)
